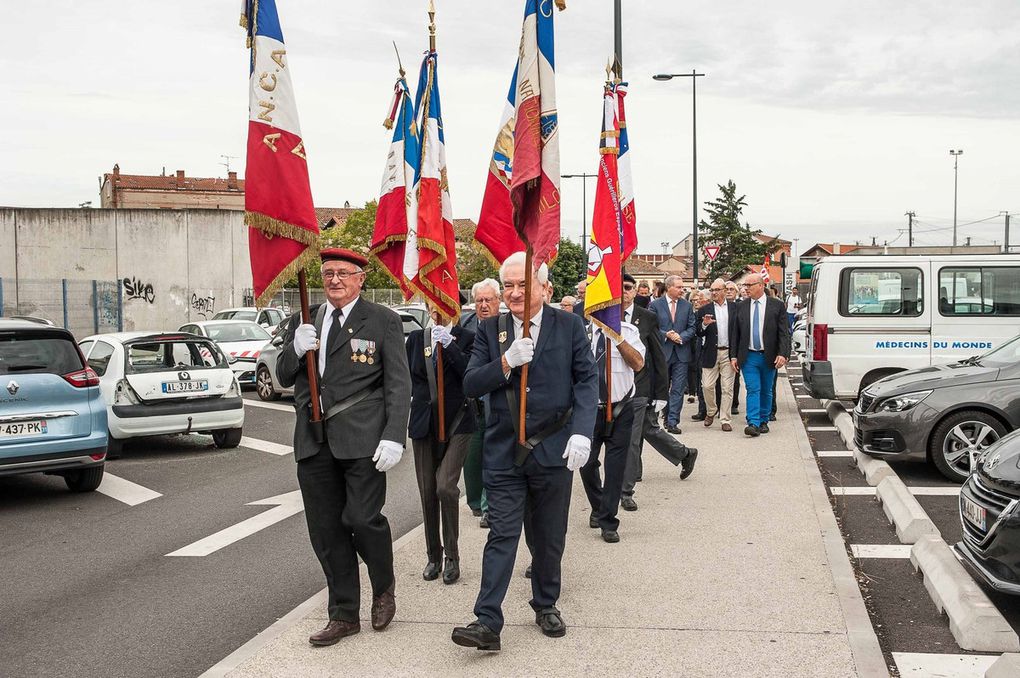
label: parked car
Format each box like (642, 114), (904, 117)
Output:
(393, 304), (432, 331)
(255, 311), (421, 401)
(854, 334), (1020, 483)
(955, 430), (1020, 595)
(78, 331), (244, 455)
(212, 307), (288, 334)
(0, 319), (108, 491)
(791, 319), (807, 355)
(178, 320), (273, 388)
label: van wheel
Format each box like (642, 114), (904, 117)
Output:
(929, 411), (1006, 483)
(256, 366), (281, 401)
(106, 433), (124, 459)
(64, 465), (105, 492)
(213, 428), (243, 449)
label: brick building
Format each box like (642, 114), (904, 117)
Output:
(100, 165), (245, 210)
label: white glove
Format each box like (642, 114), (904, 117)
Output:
(653, 400), (667, 413)
(431, 325), (454, 348)
(504, 337), (534, 368)
(563, 434), (591, 472)
(372, 440), (403, 472)
(293, 323), (318, 355)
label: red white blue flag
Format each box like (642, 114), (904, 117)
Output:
(476, 0), (564, 267)
(241, 0), (319, 306)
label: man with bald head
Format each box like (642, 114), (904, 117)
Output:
(729, 273), (790, 437)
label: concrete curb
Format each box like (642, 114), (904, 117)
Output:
(910, 536), (1020, 653)
(788, 381), (890, 677)
(875, 476), (940, 544)
(986, 653), (1020, 677)
(822, 400), (895, 486)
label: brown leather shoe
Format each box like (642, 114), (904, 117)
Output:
(309, 619), (360, 646)
(371, 581), (396, 631)
(704, 414), (715, 427)
(721, 423), (733, 432)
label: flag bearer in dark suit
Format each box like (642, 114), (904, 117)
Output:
(406, 306), (475, 586)
(729, 273), (791, 437)
(452, 252), (597, 652)
(620, 274), (699, 512)
(277, 248), (411, 647)
(648, 275), (697, 434)
(698, 278), (739, 432)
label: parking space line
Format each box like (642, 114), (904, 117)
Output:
(800, 409), (826, 414)
(851, 544), (912, 559)
(807, 426), (838, 431)
(97, 473), (162, 506)
(892, 652), (998, 677)
(796, 395), (812, 399)
(817, 450), (854, 458)
(243, 399), (294, 413)
(241, 436), (292, 456)
(830, 485), (960, 496)
(829, 486), (876, 495)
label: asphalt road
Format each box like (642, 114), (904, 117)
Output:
(0, 393), (424, 678)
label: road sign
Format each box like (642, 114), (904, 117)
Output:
(704, 245), (720, 261)
(166, 490), (304, 557)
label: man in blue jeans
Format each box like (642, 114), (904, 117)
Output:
(729, 274), (791, 437)
(648, 275), (696, 435)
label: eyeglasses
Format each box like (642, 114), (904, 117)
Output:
(746, 281), (764, 287)
(710, 287), (725, 292)
(623, 284), (635, 291)
(322, 269), (363, 280)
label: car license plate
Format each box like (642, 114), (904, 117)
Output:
(0, 420), (47, 437)
(162, 380), (209, 394)
(962, 495), (987, 531)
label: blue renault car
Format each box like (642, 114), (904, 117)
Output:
(0, 319), (108, 491)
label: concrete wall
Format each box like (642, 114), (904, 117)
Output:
(0, 208), (254, 334)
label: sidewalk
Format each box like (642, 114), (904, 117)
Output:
(217, 377), (886, 677)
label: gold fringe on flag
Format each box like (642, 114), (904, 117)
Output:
(245, 210), (320, 247)
(254, 246), (319, 308)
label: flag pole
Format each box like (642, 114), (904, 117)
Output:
(519, 244), (533, 445)
(298, 269), (323, 431)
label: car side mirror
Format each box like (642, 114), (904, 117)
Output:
(272, 335), (284, 346)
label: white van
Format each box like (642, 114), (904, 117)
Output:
(802, 254), (1020, 401)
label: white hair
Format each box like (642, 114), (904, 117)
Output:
(664, 274), (682, 288)
(499, 251), (549, 285)
(471, 278), (500, 300)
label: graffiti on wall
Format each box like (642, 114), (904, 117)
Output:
(191, 292), (216, 318)
(123, 276), (155, 303)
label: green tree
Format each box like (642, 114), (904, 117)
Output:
(456, 239), (499, 292)
(550, 237), (585, 296)
(698, 180), (781, 279)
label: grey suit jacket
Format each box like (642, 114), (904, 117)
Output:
(276, 297), (411, 462)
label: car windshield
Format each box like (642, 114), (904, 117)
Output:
(215, 310), (257, 321)
(0, 332), (83, 375)
(205, 323), (271, 343)
(125, 338), (227, 373)
(978, 335), (1020, 368)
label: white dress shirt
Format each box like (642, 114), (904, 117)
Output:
(591, 320), (645, 404)
(319, 296), (360, 375)
(711, 301), (729, 348)
(747, 297), (767, 351)
(511, 307), (543, 345)
(786, 294), (800, 314)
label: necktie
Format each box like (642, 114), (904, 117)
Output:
(752, 301), (762, 351)
(326, 307), (344, 356)
(595, 330), (608, 404)
(669, 299), (676, 322)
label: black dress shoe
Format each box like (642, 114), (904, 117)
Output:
(452, 622), (501, 651)
(744, 424), (760, 437)
(665, 425), (682, 435)
(423, 561), (441, 581)
(691, 413), (706, 421)
(602, 529), (620, 543)
(470, 507), (483, 517)
(589, 514), (599, 529)
(759, 422), (771, 434)
(443, 558), (460, 585)
(535, 607), (566, 638)
(621, 496), (638, 511)
(680, 449), (699, 480)
(479, 512), (489, 529)
(524, 564), (532, 579)
(309, 619), (360, 646)
(769, 415), (777, 422)
(731, 406), (740, 415)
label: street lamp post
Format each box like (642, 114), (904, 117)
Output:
(654, 70), (705, 284)
(561, 173), (597, 249)
(950, 149), (963, 246)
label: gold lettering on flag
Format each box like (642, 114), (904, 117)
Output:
(257, 100), (276, 123)
(258, 73), (278, 92)
(291, 141), (306, 160)
(263, 133), (281, 152)
(271, 50), (287, 69)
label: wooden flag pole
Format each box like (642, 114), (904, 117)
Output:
(436, 339), (447, 442)
(518, 245), (534, 446)
(298, 270), (323, 426)
(605, 334), (613, 422)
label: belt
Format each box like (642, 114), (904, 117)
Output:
(749, 349), (765, 353)
(717, 345), (729, 349)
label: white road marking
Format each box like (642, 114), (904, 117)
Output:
(240, 436), (292, 456)
(892, 652), (998, 677)
(800, 408), (826, 413)
(807, 426), (838, 431)
(796, 395), (813, 399)
(166, 490), (304, 557)
(829, 486), (876, 496)
(830, 485), (961, 496)
(243, 399), (294, 413)
(817, 450), (854, 458)
(97, 473), (162, 506)
(851, 544), (912, 559)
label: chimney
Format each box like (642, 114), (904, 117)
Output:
(833, 242), (841, 255)
(113, 163), (120, 177)
(227, 171), (238, 189)
(176, 169), (185, 187)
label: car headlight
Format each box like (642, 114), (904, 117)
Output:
(877, 390), (932, 413)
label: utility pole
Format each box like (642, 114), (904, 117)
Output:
(950, 149), (963, 246)
(1002, 211), (1011, 253)
(905, 211), (915, 247)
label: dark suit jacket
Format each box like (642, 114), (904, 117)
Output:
(695, 301), (740, 369)
(648, 295), (697, 363)
(464, 305), (598, 470)
(728, 296), (792, 367)
(277, 298), (412, 462)
(405, 325), (476, 440)
(627, 304), (668, 401)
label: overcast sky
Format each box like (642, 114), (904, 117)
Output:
(5, 0), (1020, 258)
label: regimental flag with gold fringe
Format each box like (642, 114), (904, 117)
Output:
(585, 80), (638, 340)
(241, 0), (319, 307)
(476, 0), (565, 267)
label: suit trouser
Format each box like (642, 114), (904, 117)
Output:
(622, 397), (691, 497)
(475, 455), (572, 634)
(703, 348), (736, 422)
(296, 445), (394, 622)
(742, 351), (777, 427)
(666, 356), (689, 426)
(413, 433), (470, 563)
(580, 399), (635, 532)
(463, 428), (488, 513)
(769, 370), (779, 419)
(688, 354), (707, 417)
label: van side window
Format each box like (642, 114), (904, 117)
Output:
(839, 268), (923, 317)
(938, 267), (1020, 316)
